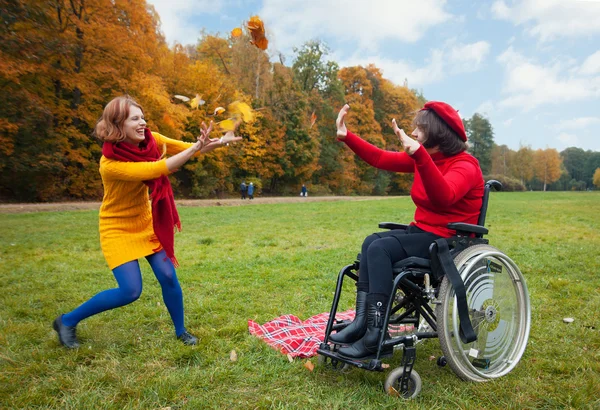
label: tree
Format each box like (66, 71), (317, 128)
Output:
(511, 146), (535, 187)
(533, 148), (562, 191)
(464, 113), (494, 174)
(491, 144), (514, 176)
(593, 168), (600, 189)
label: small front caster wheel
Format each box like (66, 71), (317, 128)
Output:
(384, 368), (422, 399)
(437, 356), (447, 367)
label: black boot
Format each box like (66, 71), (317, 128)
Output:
(338, 297), (392, 359)
(329, 291), (368, 345)
(53, 315), (80, 349)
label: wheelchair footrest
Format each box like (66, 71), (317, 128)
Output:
(316, 348), (386, 371)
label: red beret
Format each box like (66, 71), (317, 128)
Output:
(421, 101), (467, 142)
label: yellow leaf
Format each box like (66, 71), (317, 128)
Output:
(287, 353), (294, 363)
(303, 361), (314, 372)
(217, 118), (236, 132)
(228, 101), (254, 122)
(190, 94), (205, 109)
(230, 350), (238, 362)
(310, 111), (317, 128)
(231, 27), (242, 37)
(213, 106), (226, 116)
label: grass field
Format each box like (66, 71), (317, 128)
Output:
(1, 192), (599, 409)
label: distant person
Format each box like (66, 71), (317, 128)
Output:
(52, 95), (242, 349)
(247, 182), (255, 200)
(330, 102), (484, 359)
(240, 181), (247, 199)
(301, 184), (308, 197)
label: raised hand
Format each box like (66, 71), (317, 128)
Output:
(392, 119), (420, 155)
(336, 104), (350, 139)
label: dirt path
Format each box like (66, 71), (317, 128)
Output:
(0, 196), (394, 214)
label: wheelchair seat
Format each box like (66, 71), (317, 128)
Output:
(317, 180), (531, 400)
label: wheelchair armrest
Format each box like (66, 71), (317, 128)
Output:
(379, 222), (409, 230)
(447, 222), (488, 236)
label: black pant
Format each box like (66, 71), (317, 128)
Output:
(358, 225), (441, 297)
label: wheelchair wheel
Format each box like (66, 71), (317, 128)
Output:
(384, 368), (422, 399)
(436, 244), (531, 382)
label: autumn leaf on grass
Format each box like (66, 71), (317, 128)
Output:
(247, 16), (268, 50)
(287, 353), (294, 363)
(213, 106), (226, 116)
(231, 27), (242, 38)
(228, 101), (254, 122)
(310, 111), (317, 128)
(387, 386), (400, 397)
(230, 350), (238, 362)
(303, 361), (314, 372)
(190, 94), (205, 109)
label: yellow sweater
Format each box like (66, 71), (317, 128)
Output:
(99, 132), (195, 270)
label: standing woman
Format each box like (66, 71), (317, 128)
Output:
(53, 95), (241, 348)
(330, 102), (484, 359)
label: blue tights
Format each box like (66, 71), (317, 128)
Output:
(61, 250), (186, 337)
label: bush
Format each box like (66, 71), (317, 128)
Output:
(483, 174), (526, 192)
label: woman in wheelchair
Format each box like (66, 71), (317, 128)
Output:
(331, 101), (484, 359)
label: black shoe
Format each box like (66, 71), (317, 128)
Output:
(329, 291), (368, 345)
(53, 315), (80, 349)
(338, 298), (391, 359)
(178, 331), (198, 345)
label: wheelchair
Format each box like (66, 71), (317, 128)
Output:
(317, 180), (531, 399)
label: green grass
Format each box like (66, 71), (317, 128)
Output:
(1, 192), (599, 409)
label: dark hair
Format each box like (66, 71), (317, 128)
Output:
(412, 109), (468, 156)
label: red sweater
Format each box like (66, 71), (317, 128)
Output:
(343, 131), (484, 237)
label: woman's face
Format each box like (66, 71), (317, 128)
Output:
(411, 125), (427, 144)
(122, 106), (146, 145)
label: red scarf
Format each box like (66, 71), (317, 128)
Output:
(102, 129), (181, 267)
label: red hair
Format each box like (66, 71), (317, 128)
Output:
(94, 96), (143, 143)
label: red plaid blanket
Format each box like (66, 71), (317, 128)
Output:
(248, 310), (356, 358)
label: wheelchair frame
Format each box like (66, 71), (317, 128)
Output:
(317, 180), (531, 399)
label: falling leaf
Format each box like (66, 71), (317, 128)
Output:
(217, 118), (236, 132)
(162, 113), (175, 128)
(231, 27), (242, 37)
(228, 101), (254, 122)
(303, 361), (314, 372)
(310, 111), (317, 128)
(287, 353), (294, 363)
(173, 95), (190, 102)
(247, 16), (268, 50)
(213, 106), (226, 116)
(190, 94), (203, 109)
(230, 350), (238, 362)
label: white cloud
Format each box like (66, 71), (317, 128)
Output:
(475, 100), (495, 116)
(260, 0), (452, 54)
(580, 50), (600, 75)
(338, 39), (490, 88)
(491, 0), (600, 41)
(147, 0), (225, 45)
(557, 132), (579, 147)
(555, 117), (600, 131)
(447, 41), (491, 73)
(496, 47), (600, 110)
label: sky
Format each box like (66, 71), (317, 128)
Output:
(144, 0), (600, 152)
